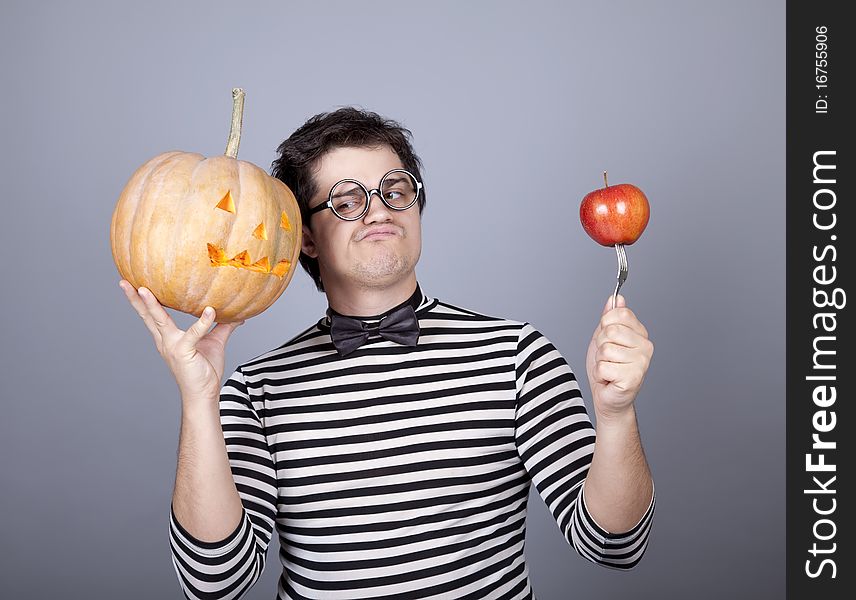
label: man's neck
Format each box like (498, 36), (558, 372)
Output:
(324, 274), (419, 318)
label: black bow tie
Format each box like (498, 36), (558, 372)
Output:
(329, 304), (420, 357)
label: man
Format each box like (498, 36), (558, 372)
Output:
(119, 107), (655, 599)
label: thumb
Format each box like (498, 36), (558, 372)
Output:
(602, 294), (627, 315)
(184, 306), (217, 345)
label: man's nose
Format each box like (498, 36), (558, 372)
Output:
(363, 190), (393, 223)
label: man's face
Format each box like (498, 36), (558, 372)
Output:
(302, 145), (422, 291)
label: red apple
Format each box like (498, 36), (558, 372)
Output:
(579, 174), (650, 246)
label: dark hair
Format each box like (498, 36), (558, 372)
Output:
(270, 107), (427, 292)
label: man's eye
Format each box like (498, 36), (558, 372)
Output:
(335, 197), (361, 212)
(384, 190), (402, 201)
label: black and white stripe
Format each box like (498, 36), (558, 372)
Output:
(169, 287), (655, 599)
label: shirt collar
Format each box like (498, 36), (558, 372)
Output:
(322, 283), (427, 328)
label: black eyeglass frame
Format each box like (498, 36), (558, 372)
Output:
(307, 169), (423, 221)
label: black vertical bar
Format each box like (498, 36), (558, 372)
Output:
(786, 1), (853, 598)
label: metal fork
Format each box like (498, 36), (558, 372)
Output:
(612, 243), (628, 309)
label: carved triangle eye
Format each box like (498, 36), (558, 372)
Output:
(271, 260), (291, 277)
(281, 211), (291, 231)
(216, 191), (236, 213)
(253, 222), (268, 240)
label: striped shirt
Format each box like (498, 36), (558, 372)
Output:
(168, 285), (655, 599)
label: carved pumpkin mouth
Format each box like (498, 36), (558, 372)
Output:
(206, 190), (293, 278)
(207, 243), (291, 277)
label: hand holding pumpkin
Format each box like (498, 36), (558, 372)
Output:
(119, 279), (244, 404)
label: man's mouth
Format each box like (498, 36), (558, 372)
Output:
(359, 228), (399, 241)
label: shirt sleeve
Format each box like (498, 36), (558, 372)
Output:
(168, 367), (279, 599)
(514, 323), (655, 569)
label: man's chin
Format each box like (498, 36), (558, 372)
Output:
(350, 256), (414, 286)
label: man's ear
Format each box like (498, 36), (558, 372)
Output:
(301, 224), (319, 258)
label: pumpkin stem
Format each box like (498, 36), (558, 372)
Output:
(225, 88), (245, 158)
(603, 170), (609, 188)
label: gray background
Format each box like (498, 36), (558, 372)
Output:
(0, 1), (784, 598)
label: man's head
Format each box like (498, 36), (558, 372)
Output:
(271, 108), (427, 292)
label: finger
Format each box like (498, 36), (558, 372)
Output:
(595, 341), (636, 364)
(592, 294), (623, 338)
(178, 306), (217, 351)
(594, 294), (627, 339)
(596, 321), (647, 349)
(605, 313), (648, 340)
(594, 359), (642, 390)
(119, 280), (164, 343)
(600, 305), (649, 339)
(137, 286), (179, 335)
(593, 360), (624, 386)
(602, 294), (626, 315)
(119, 279), (149, 315)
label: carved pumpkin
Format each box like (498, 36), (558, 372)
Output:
(110, 89), (302, 323)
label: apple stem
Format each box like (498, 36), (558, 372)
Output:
(225, 88), (245, 159)
(603, 171), (609, 188)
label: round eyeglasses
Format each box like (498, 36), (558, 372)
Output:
(308, 169), (423, 221)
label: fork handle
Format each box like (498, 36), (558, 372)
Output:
(612, 243), (624, 310)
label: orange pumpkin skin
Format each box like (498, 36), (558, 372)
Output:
(110, 150), (302, 323)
